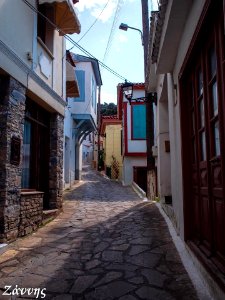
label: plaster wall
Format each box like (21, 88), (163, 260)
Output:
(126, 104), (147, 153)
(69, 62), (97, 124)
(0, 0), (66, 115)
(156, 0), (207, 238)
(123, 157), (147, 186)
(157, 96), (171, 198)
(63, 108), (76, 187)
(124, 89), (147, 153)
(0, 0), (34, 70)
(105, 124), (123, 179)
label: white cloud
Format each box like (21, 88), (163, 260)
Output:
(118, 33), (128, 43)
(76, 0), (118, 22)
(91, 2), (117, 22)
(101, 90), (117, 104)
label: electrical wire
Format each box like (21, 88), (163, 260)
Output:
(103, 0), (124, 62)
(22, 0), (127, 82)
(77, 0), (111, 43)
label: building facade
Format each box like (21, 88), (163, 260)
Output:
(147, 0), (225, 296)
(0, 0), (80, 241)
(118, 83), (147, 192)
(64, 54), (102, 185)
(100, 115), (123, 180)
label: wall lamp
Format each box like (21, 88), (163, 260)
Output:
(121, 81), (157, 105)
(119, 23), (144, 45)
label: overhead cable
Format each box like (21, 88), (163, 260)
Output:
(22, 0), (127, 81)
(103, 0), (124, 62)
(77, 0), (111, 43)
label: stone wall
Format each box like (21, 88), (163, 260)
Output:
(0, 76), (26, 242)
(49, 113), (64, 209)
(0, 76), (65, 242)
(19, 192), (44, 236)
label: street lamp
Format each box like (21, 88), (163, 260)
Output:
(119, 23), (144, 46)
(121, 81), (157, 105)
(121, 80), (133, 102)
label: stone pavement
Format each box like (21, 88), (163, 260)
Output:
(0, 165), (199, 300)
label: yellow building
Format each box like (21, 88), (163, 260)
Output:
(100, 116), (123, 180)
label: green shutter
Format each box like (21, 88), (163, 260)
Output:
(132, 104), (146, 139)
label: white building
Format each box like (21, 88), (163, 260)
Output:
(117, 83), (147, 192)
(147, 0), (225, 297)
(0, 0), (80, 241)
(64, 54), (102, 187)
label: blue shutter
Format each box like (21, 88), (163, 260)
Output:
(132, 104), (146, 139)
(74, 70), (85, 102)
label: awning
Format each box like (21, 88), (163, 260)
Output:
(66, 61), (79, 97)
(39, 0), (81, 35)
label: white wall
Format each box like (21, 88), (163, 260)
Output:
(0, 0), (66, 115)
(157, 95), (171, 198)
(0, 0), (34, 68)
(126, 104), (147, 153)
(63, 107), (76, 187)
(124, 88), (147, 153)
(154, 0), (207, 238)
(69, 61), (97, 124)
(123, 157), (147, 186)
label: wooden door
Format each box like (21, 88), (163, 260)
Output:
(181, 1), (225, 276)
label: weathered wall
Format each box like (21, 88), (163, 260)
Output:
(49, 113), (64, 209)
(0, 76), (26, 242)
(19, 192), (44, 237)
(105, 124), (123, 180)
(123, 157), (147, 186)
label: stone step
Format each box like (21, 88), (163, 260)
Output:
(42, 209), (59, 225)
(0, 243), (8, 255)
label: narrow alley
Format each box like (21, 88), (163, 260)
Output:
(0, 166), (198, 300)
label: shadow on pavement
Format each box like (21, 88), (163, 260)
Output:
(0, 166), (199, 300)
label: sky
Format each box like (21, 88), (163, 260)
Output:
(67, 0), (158, 104)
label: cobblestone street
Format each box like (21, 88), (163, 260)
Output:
(0, 165), (199, 300)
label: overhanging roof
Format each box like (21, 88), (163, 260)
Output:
(71, 54), (102, 86)
(153, 0), (192, 73)
(39, 0), (81, 35)
(66, 61), (79, 97)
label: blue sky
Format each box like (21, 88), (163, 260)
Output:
(67, 0), (158, 104)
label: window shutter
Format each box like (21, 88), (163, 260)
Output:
(75, 70), (85, 102)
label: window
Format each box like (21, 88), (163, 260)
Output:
(21, 120), (31, 188)
(37, 3), (54, 53)
(131, 104), (146, 139)
(74, 70), (85, 102)
(21, 100), (50, 193)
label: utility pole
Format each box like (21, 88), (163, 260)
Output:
(141, 0), (149, 77)
(141, 0), (155, 199)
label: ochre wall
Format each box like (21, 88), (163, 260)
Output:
(105, 124), (123, 180)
